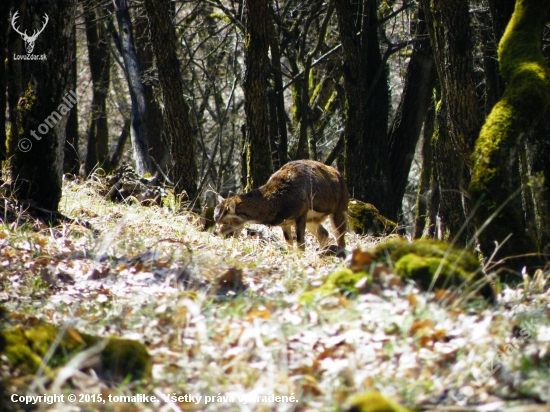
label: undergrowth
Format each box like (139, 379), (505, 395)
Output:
(0, 179), (549, 411)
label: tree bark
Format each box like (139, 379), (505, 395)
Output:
(414, 101), (436, 239)
(469, 0), (550, 274)
(434, 100), (468, 244)
(114, 0), (151, 175)
(483, 0), (515, 114)
(242, 0), (273, 190)
(84, 3), (110, 175)
(420, 0), (481, 169)
(0, 0), (12, 163)
(334, 0), (391, 216)
(268, 8), (288, 167)
(9, 0), (77, 211)
(387, 9), (436, 221)
(144, 0), (197, 200)
(64, 22), (80, 175)
(135, 9), (169, 172)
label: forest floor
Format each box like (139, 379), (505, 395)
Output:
(1, 178), (550, 412)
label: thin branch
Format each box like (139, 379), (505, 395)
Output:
(282, 43), (341, 91)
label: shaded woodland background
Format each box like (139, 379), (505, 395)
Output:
(2, 0), (550, 276)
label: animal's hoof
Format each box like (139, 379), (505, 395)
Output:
(320, 245), (349, 258)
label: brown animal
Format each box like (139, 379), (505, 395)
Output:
(214, 160), (348, 250)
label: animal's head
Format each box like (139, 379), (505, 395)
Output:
(214, 195), (245, 237)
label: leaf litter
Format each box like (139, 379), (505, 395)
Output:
(0, 180), (549, 411)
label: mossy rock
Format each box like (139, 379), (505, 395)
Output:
(371, 238), (493, 300)
(348, 199), (396, 236)
(299, 269), (369, 303)
(347, 391), (412, 412)
(1, 322), (151, 382)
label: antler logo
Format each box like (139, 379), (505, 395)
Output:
(11, 11), (49, 54)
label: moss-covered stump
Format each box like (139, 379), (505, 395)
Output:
(301, 238), (494, 302)
(346, 391), (412, 412)
(1, 322), (151, 382)
(469, 0), (550, 274)
(348, 198), (397, 236)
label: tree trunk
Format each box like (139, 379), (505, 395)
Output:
(114, 0), (151, 176)
(387, 8), (436, 221)
(434, 100), (469, 244)
(414, 101), (437, 239)
(242, 0), (273, 190)
(64, 22), (80, 175)
(144, 0), (198, 200)
(483, 0), (514, 114)
(9, 0), (77, 211)
(268, 8), (288, 167)
(420, 0), (481, 169)
(334, 0), (391, 216)
(135, 9), (169, 172)
(0, 0), (12, 163)
(84, 3), (111, 175)
(469, 0), (550, 274)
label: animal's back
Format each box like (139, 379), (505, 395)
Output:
(261, 160), (348, 220)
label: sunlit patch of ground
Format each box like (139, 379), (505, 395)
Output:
(1, 180), (549, 411)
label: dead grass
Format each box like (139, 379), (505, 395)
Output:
(1, 180), (550, 411)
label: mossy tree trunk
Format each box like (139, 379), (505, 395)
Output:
(9, 0), (76, 211)
(334, 0), (391, 217)
(242, 0), (273, 191)
(84, 2), (111, 175)
(387, 8), (436, 221)
(0, 1), (11, 163)
(114, 0), (152, 176)
(469, 0), (550, 274)
(144, 0), (198, 200)
(6, 0), (28, 159)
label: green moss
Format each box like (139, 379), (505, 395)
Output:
(372, 238), (493, 300)
(348, 198), (396, 236)
(299, 269), (369, 303)
(469, 0), (550, 273)
(0, 322), (150, 382)
(347, 391), (412, 412)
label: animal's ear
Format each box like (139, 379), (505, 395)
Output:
(228, 199), (236, 214)
(217, 194), (225, 204)
(228, 190), (235, 197)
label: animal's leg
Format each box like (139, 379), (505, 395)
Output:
(295, 216), (307, 250)
(307, 221), (330, 249)
(281, 224), (294, 247)
(330, 211), (348, 249)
